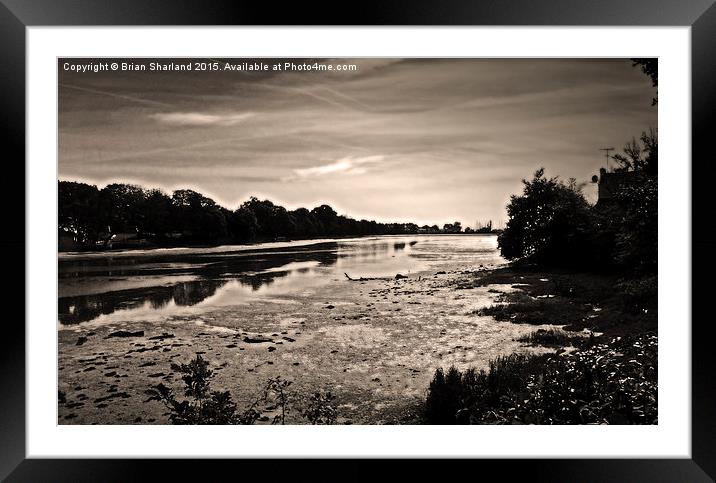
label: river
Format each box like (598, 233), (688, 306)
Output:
(58, 235), (503, 325)
(57, 234), (551, 424)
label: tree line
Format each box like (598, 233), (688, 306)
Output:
(58, 181), (472, 248)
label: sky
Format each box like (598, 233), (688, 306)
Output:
(58, 58), (657, 228)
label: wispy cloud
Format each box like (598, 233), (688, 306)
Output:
(59, 83), (172, 107)
(151, 111), (255, 126)
(292, 155), (385, 179)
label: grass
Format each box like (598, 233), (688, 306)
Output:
(516, 328), (594, 348)
(465, 266), (656, 336)
(423, 333), (657, 425)
(476, 292), (585, 326)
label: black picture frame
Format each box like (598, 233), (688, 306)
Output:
(1, 1), (713, 480)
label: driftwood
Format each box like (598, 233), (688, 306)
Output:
(344, 272), (402, 282)
(345, 272), (370, 281)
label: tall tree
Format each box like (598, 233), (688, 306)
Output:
(631, 58), (657, 105)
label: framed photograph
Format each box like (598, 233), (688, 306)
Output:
(3, 0), (714, 480)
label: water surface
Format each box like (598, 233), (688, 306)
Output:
(58, 235), (501, 326)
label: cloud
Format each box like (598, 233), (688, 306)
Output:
(59, 83), (172, 107)
(292, 155), (385, 179)
(151, 111), (255, 126)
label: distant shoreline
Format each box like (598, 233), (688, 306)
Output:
(58, 232), (499, 259)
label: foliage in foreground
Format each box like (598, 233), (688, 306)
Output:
(146, 355), (338, 425)
(302, 391), (338, 425)
(424, 333), (657, 425)
(145, 355), (259, 424)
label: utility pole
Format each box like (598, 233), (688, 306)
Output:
(599, 147), (614, 171)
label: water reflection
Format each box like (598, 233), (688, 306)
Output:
(58, 279), (228, 325)
(58, 235), (502, 325)
(58, 242), (341, 324)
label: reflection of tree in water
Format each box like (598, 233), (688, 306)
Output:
(238, 270), (290, 291)
(58, 296), (117, 325)
(172, 280), (226, 306)
(58, 243), (339, 325)
(58, 279), (227, 325)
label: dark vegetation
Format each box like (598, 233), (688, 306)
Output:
(302, 391), (339, 425)
(515, 328), (593, 348)
(497, 139), (657, 274)
(632, 58), (657, 106)
(473, 268), (657, 335)
(145, 355), (337, 425)
(59, 182), (486, 250)
(424, 333), (657, 424)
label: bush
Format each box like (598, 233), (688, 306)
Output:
(145, 355), (260, 424)
(302, 390), (338, 425)
(613, 175), (657, 273)
(498, 169), (595, 267)
(425, 354), (547, 424)
(424, 334), (657, 425)
(616, 276), (657, 314)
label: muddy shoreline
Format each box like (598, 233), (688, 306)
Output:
(58, 261), (646, 425)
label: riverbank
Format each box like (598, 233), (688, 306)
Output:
(465, 265), (657, 337)
(416, 264), (658, 424)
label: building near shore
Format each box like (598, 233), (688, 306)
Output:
(594, 167), (639, 207)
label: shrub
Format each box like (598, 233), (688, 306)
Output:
(615, 276), (657, 314)
(424, 354), (547, 424)
(302, 390), (338, 425)
(423, 334), (657, 425)
(263, 376), (292, 425)
(498, 169), (595, 267)
(613, 175), (657, 273)
(146, 354), (259, 424)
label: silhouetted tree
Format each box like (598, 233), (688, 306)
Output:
(229, 205), (259, 242)
(171, 189), (227, 241)
(442, 221), (462, 233)
(140, 188), (173, 236)
(98, 183), (147, 234)
(58, 181), (102, 244)
(498, 169), (594, 266)
(612, 128), (658, 177)
(290, 207), (321, 238)
(311, 204), (338, 235)
(631, 58), (657, 105)
(241, 197), (296, 239)
(59, 181), (446, 249)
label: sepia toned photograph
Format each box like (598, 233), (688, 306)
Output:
(57, 57), (658, 426)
